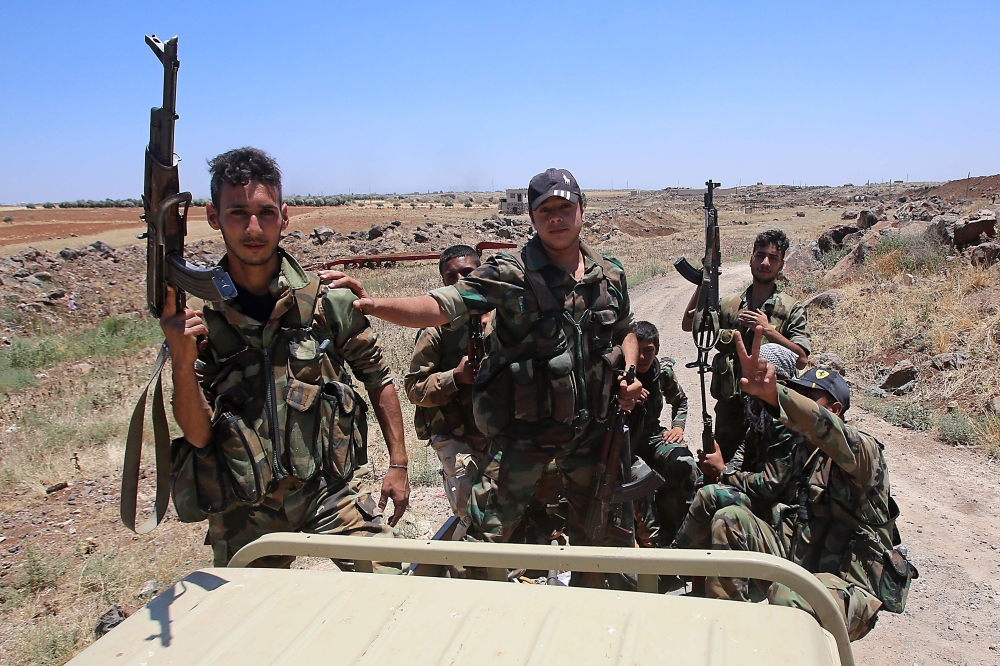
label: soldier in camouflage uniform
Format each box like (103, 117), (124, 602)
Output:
(630, 321), (698, 547)
(405, 245), (494, 536)
(159, 148), (409, 568)
(704, 328), (916, 641)
(682, 229), (811, 462)
(674, 344), (803, 551)
(327, 169), (645, 563)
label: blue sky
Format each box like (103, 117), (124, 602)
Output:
(1, 1), (997, 202)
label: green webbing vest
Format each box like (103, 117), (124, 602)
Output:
(784, 434), (917, 614)
(472, 248), (625, 438)
(120, 276), (369, 532)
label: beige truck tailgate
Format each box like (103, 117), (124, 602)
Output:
(68, 535), (848, 666)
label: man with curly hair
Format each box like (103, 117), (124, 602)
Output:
(682, 229), (811, 462)
(159, 146), (409, 568)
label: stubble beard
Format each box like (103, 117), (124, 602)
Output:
(222, 230), (279, 268)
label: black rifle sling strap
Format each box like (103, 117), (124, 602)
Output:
(120, 343), (172, 534)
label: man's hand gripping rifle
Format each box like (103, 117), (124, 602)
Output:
(674, 180), (722, 455)
(467, 313), (486, 375)
(142, 34), (236, 317)
(583, 365), (665, 545)
(121, 35), (238, 535)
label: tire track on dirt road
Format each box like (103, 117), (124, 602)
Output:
(631, 268), (1000, 666)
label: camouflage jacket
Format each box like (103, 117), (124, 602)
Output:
(429, 235), (634, 444)
(771, 386), (894, 597)
(404, 323), (487, 447)
(195, 249), (391, 504)
(720, 410), (802, 507)
(631, 357), (688, 447)
(711, 285), (810, 401)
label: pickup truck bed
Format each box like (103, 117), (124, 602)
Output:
(68, 535), (851, 666)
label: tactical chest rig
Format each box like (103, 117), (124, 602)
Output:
(170, 276), (369, 522)
(783, 435), (917, 614)
(472, 248), (625, 441)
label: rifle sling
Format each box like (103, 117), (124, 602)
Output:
(120, 343), (173, 534)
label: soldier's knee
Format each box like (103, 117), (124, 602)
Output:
(710, 505), (753, 549)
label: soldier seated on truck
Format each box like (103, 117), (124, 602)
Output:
(673, 343), (804, 553)
(707, 327), (916, 642)
(682, 229), (811, 463)
(324, 168), (645, 560)
(404, 245), (495, 539)
(629, 321), (698, 548)
(159, 147), (409, 568)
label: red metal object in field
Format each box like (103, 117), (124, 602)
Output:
(307, 241), (516, 271)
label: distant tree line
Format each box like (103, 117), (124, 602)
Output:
(19, 191), (499, 210)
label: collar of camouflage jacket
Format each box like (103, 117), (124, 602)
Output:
(216, 248), (316, 346)
(521, 235), (608, 282)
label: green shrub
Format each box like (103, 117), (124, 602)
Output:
(937, 412), (975, 444)
(2, 215), (12, 222)
(18, 619), (79, 666)
(869, 398), (935, 431)
(464, 201), (473, 208)
(821, 246), (851, 269)
(42, 202), (55, 209)
(872, 234), (945, 273)
(26, 203), (36, 209)
(14, 547), (66, 594)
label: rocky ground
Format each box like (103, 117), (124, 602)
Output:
(0, 177), (998, 664)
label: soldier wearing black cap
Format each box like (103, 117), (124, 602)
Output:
(325, 169), (647, 571)
(701, 326), (915, 642)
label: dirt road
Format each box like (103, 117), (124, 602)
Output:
(631, 269), (1000, 666)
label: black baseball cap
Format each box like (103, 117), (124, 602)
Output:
(784, 367), (851, 413)
(528, 168), (581, 211)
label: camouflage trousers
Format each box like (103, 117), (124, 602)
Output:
(714, 397), (748, 463)
(632, 436), (699, 548)
(207, 469), (398, 573)
(474, 429), (605, 545)
(474, 429), (697, 547)
(431, 435), (497, 536)
(674, 483), (751, 550)
(709, 505), (882, 641)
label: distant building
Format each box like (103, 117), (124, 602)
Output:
(499, 188), (528, 215)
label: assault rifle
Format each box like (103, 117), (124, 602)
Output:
(121, 34), (237, 535)
(141, 34), (236, 316)
(674, 180), (722, 455)
(467, 313), (485, 374)
(583, 365), (665, 545)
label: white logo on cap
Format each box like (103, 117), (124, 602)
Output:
(563, 173), (571, 184)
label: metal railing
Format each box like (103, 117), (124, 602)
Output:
(229, 534), (854, 666)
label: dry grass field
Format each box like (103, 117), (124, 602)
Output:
(1, 184), (997, 663)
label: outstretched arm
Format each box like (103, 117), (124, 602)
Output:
(324, 270), (449, 328)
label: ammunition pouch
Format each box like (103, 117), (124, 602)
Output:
(169, 437), (230, 523)
(855, 497), (917, 614)
(710, 350), (739, 401)
(317, 380), (369, 484)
